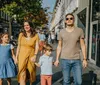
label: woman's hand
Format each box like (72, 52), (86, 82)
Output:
(30, 55), (36, 62)
(13, 56), (17, 65)
(15, 57), (18, 64)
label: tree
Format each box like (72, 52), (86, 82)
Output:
(0, 0), (48, 28)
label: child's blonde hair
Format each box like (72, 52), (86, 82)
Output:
(43, 44), (53, 51)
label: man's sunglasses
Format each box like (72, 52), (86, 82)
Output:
(66, 17), (73, 20)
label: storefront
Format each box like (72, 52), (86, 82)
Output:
(89, 0), (100, 66)
(71, 0), (100, 67)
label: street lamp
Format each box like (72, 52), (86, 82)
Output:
(8, 14), (17, 37)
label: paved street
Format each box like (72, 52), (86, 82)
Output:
(2, 43), (100, 85)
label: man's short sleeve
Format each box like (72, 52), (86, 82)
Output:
(80, 29), (84, 39)
(57, 31), (62, 40)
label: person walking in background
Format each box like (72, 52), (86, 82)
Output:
(16, 21), (39, 85)
(0, 33), (17, 85)
(35, 44), (54, 85)
(9, 35), (17, 47)
(38, 31), (46, 55)
(51, 31), (55, 44)
(54, 13), (87, 85)
(48, 32), (51, 44)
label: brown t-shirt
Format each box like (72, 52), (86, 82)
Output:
(58, 27), (84, 59)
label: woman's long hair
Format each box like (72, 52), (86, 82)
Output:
(22, 21), (36, 38)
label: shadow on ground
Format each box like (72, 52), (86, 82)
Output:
(58, 70), (99, 85)
(2, 70), (100, 85)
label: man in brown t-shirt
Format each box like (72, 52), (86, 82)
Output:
(54, 13), (87, 85)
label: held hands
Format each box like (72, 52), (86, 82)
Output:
(54, 60), (59, 67)
(82, 59), (88, 68)
(13, 57), (18, 65)
(30, 55), (36, 62)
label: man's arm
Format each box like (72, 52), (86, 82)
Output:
(80, 38), (87, 68)
(54, 40), (62, 67)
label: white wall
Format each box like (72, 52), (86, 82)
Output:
(73, 0), (89, 49)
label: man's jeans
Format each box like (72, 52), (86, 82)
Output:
(61, 59), (82, 85)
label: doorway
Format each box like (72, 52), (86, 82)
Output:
(89, 21), (98, 64)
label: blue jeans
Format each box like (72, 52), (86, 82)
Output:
(61, 59), (82, 85)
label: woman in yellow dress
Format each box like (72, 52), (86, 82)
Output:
(16, 21), (39, 85)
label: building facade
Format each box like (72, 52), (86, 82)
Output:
(0, 10), (21, 39)
(50, 0), (100, 67)
(0, 10), (9, 33)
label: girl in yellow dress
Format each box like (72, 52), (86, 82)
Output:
(16, 21), (39, 85)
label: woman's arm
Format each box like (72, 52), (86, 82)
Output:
(15, 33), (22, 63)
(31, 34), (39, 62)
(16, 45), (20, 61)
(34, 37), (39, 55)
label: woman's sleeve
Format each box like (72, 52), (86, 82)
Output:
(18, 33), (23, 45)
(35, 34), (40, 42)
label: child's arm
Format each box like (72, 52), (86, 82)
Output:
(11, 44), (17, 64)
(35, 62), (40, 67)
(11, 48), (16, 64)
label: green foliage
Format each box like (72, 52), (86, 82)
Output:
(0, 0), (48, 28)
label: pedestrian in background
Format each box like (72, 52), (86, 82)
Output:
(51, 31), (55, 44)
(0, 33), (17, 85)
(55, 13), (87, 85)
(38, 31), (46, 55)
(35, 44), (54, 85)
(48, 32), (51, 44)
(16, 21), (39, 85)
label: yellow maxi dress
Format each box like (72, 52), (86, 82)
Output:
(17, 33), (39, 83)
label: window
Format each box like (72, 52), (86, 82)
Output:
(92, 0), (100, 21)
(77, 8), (87, 33)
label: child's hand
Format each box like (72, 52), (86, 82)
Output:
(30, 55), (36, 62)
(35, 62), (40, 67)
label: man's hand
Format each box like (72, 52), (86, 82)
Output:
(54, 60), (59, 67)
(83, 60), (88, 68)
